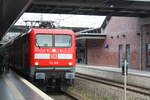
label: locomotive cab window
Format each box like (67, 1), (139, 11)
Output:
(35, 34), (52, 47)
(55, 35), (72, 47)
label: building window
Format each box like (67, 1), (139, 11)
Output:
(146, 43), (150, 68)
(126, 44), (131, 68)
(118, 44), (123, 67)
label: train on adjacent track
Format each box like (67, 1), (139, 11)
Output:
(8, 28), (76, 88)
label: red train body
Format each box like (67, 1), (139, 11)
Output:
(10, 28), (76, 84)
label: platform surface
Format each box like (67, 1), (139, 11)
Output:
(0, 71), (53, 100)
(76, 64), (150, 89)
(76, 64), (150, 77)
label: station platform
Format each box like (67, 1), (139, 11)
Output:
(76, 64), (150, 89)
(0, 71), (53, 100)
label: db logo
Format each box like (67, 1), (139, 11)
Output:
(50, 54), (58, 59)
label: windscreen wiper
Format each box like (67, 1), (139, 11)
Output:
(35, 39), (40, 49)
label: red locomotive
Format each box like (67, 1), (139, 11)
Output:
(9, 28), (76, 87)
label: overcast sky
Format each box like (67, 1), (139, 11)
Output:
(15, 13), (106, 28)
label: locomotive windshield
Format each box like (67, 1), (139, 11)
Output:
(55, 35), (71, 47)
(35, 34), (52, 47)
(35, 34), (71, 47)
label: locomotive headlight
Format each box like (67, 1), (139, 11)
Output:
(68, 62), (72, 66)
(35, 62), (39, 66)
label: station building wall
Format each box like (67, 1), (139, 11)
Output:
(87, 17), (150, 70)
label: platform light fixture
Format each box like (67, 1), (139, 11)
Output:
(117, 35), (119, 38)
(136, 33), (140, 36)
(146, 32), (150, 35)
(122, 34), (126, 37)
(110, 36), (113, 39)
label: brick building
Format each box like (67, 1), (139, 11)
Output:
(78, 17), (150, 70)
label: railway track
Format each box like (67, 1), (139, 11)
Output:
(12, 69), (78, 100)
(76, 72), (150, 96)
(33, 82), (79, 100)
(47, 91), (77, 100)
(34, 82), (79, 100)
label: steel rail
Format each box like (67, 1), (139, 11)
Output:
(76, 72), (150, 96)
